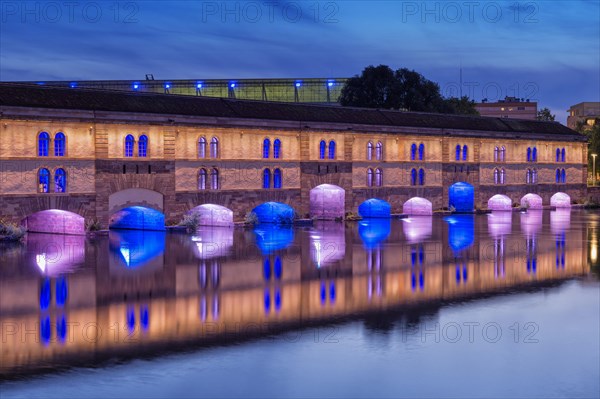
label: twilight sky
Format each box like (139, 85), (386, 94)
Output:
(1, 0), (598, 123)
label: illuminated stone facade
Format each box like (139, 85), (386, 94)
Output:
(0, 84), (589, 228)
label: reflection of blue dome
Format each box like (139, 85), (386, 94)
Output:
(358, 218), (391, 249)
(444, 215), (474, 252)
(253, 224), (294, 254)
(449, 182), (474, 213)
(358, 199), (391, 218)
(109, 230), (166, 268)
(252, 202), (295, 224)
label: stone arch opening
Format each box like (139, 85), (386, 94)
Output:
(310, 184), (345, 220)
(550, 192), (571, 208)
(449, 182), (474, 212)
(403, 197), (433, 216)
(21, 209), (85, 235)
(488, 194), (512, 211)
(520, 193), (543, 209)
(189, 204), (233, 227)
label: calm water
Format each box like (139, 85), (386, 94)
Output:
(1, 210), (599, 398)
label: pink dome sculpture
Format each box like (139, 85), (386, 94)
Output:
(520, 193), (543, 209)
(487, 194), (512, 211)
(402, 197), (433, 216)
(550, 192), (571, 208)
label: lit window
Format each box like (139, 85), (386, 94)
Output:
(375, 168), (383, 186)
(494, 168), (499, 184)
(38, 132), (50, 157)
(328, 140), (336, 159)
(526, 169), (531, 184)
(54, 132), (65, 157)
(462, 145), (468, 161)
(500, 146), (506, 162)
(527, 147), (531, 162)
(138, 135), (148, 158)
(561, 168), (566, 183)
(274, 139), (281, 159)
(263, 138), (270, 159)
(210, 137), (219, 158)
(375, 142), (383, 161)
(556, 148), (560, 163)
(367, 141), (373, 160)
(494, 147), (499, 162)
(198, 168), (207, 190)
(274, 168), (282, 188)
(561, 148), (566, 163)
(411, 168), (417, 186)
(418, 143), (424, 161)
(367, 168), (374, 187)
(263, 169), (271, 189)
(418, 168), (425, 186)
(532, 168), (538, 183)
(319, 140), (326, 159)
(500, 168), (506, 184)
(532, 147), (537, 162)
(210, 168), (219, 189)
(38, 168), (50, 193)
(198, 137), (207, 158)
(455, 144), (461, 161)
(125, 134), (135, 157)
(410, 143), (417, 161)
(54, 168), (66, 193)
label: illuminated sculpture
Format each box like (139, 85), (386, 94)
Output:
(189, 204), (233, 227)
(310, 184), (345, 219)
(403, 197), (433, 216)
(520, 193), (543, 209)
(358, 198), (391, 218)
(550, 192), (571, 208)
(487, 194), (512, 211)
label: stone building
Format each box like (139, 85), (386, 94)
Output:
(0, 83), (588, 233)
(567, 102), (600, 130)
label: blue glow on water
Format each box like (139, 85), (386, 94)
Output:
(330, 282), (336, 303)
(263, 258), (271, 280)
(264, 289), (271, 314)
(55, 277), (67, 307)
(57, 314), (67, 343)
(449, 182), (474, 212)
(253, 224), (294, 255)
(127, 306), (135, 333)
(320, 282), (327, 305)
(140, 306), (149, 332)
(40, 315), (51, 346)
(109, 230), (166, 269)
(274, 289), (281, 312)
(445, 215), (475, 252)
(358, 218), (391, 249)
(274, 256), (282, 279)
(40, 278), (51, 310)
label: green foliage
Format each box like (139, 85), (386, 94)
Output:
(536, 107), (556, 121)
(179, 212), (201, 231)
(339, 64), (479, 115)
(244, 211), (259, 226)
(0, 219), (27, 242)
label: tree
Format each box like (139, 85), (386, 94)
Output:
(536, 107), (555, 121)
(339, 65), (478, 115)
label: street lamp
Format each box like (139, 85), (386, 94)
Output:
(592, 153), (597, 186)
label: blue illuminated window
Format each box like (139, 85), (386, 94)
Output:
(38, 168), (50, 193)
(561, 148), (566, 162)
(198, 168), (207, 190)
(38, 132), (49, 157)
(418, 143), (424, 160)
(375, 142), (383, 160)
(418, 168), (425, 185)
(556, 148), (560, 162)
(54, 168), (66, 193)
(411, 168), (417, 186)
(532, 147), (537, 162)
(527, 147), (532, 162)
(263, 138), (270, 158)
(274, 139), (281, 159)
(455, 144), (461, 161)
(273, 168), (282, 188)
(495, 168), (500, 184)
(274, 256), (282, 279)
(198, 137), (206, 158)
(210, 137), (219, 158)
(138, 135), (148, 157)
(54, 132), (65, 156)
(328, 140), (336, 159)
(500, 168), (505, 184)
(367, 141), (373, 160)
(125, 134), (134, 157)
(375, 168), (383, 186)
(495, 146), (500, 162)
(462, 145), (468, 161)
(263, 169), (271, 189)
(556, 169), (560, 183)
(561, 168), (566, 183)
(367, 168), (374, 187)
(319, 140), (326, 159)
(411, 143), (417, 160)
(210, 168), (219, 189)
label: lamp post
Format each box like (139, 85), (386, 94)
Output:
(592, 153), (598, 186)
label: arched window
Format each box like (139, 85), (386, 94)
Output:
(124, 134), (135, 157)
(561, 148), (566, 163)
(418, 168), (425, 186)
(138, 135), (148, 157)
(532, 168), (538, 183)
(561, 168), (566, 183)
(411, 168), (417, 186)
(532, 147), (537, 162)
(367, 168), (374, 187)
(263, 169), (271, 189)
(38, 168), (50, 193)
(274, 168), (282, 188)
(410, 143), (417, 161)
(555, 169), (561, 183)
(375, 142), (383, 161)
(54, 168), (66, 193)
(418, 143), (425, 161)
(455, 144), (461, 161)
(500, 168), (506, 184)
(210, 137), (219, 158)
(526, 169), (531, 184)
(274, 139), (281, 159)
(38, 132), (50, 157)
(319, 140), (326, 159)
(263, 138), (270, 159)
(210, 168), (219, 189)
(198, 168), (207, 190)
(494, 147), (499, 162)
(375, 168), (383, 187)
(556, 148), (561, 162)
(328, 140), (336, 159)
(462, 145), (468, 161)
(367, 141), (373, 160)
(198, 137), (207, 158)
(494, 168), (499, 184)
(527, 147), (532, 162)
(54, 132), (65, 157)
(500, 146), (506, 162)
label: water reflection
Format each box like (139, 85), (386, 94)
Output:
(26, 233), (85, 277)
(0, 211), (595, 378)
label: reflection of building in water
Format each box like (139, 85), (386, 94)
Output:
(0, 214), (592, 377)
(520, 211), (542, 274)
(551, 210), (571, 270)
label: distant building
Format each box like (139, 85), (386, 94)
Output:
(567, 102), (600, 130)
(475, 97), (537, 120)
